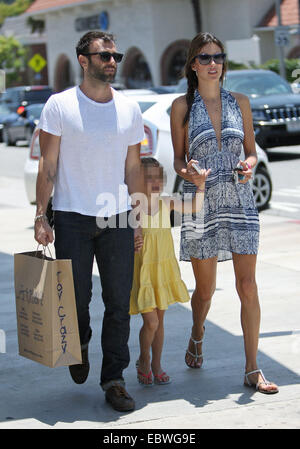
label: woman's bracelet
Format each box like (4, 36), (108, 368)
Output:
(196, 187), (205, 193)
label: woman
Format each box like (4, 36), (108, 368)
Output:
(170, 32), (278, 394)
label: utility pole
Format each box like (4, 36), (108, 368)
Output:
(275, 0), (287, 79)
(191, 0), (202, 33)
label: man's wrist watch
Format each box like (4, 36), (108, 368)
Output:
(34, 214), (48, 224)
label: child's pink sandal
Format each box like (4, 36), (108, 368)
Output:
(136, 360), (153, 386)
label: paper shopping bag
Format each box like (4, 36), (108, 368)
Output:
(14, 250), (82, 367)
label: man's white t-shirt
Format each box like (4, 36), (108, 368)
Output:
(38, 86), (144, 217)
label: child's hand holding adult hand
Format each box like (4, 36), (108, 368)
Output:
(134, 227), (143, 252)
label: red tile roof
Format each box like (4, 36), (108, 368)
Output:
(26, 0), (87, 14)
(259, 0), (300, 27)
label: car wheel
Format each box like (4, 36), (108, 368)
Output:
(252, 165), (272, 211)
(2, 127), (12, 146)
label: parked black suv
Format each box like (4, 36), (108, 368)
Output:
(176, 70), (300, 150)
(0, 85), (53, 113)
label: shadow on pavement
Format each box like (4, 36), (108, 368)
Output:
(0, 251), (299, 427)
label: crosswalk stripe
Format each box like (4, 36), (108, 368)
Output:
(273, 191), (300, 198)
(270, 201), (300, 213)
(272, 186), (300, 199)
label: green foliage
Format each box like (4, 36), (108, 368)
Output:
(0, 35), (27, 85)
(0, 0), (34, 26)
(227, 60), (249, 70)
(227, 57), (300, 83)
(260, 58), (300, 83)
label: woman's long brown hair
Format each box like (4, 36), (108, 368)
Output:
(183, 32), (227, 126)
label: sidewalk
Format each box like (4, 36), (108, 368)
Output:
(0, 201), (299, 429)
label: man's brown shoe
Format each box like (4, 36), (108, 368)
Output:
(105, 384), (135, 412)
(69, 347), (89, 384)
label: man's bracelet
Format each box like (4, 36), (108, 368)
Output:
(34, 214), (48, 224)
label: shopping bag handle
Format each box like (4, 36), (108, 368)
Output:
(36, 244), (53, 259)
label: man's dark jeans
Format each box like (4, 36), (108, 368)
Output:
(54, 210), (134, 389)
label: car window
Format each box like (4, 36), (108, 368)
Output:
(138, 101), (157, 113)
(175, 72), (293, 97)
(23, 89), (52, 103)
(26, 104), (45, 119)
(0, 104), (11, 115)
(224, 72), (292, 97)
(0, 90), (19, 104)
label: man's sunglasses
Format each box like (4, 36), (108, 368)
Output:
(195, 53), (226, 65)
(81, 51), (123, 63)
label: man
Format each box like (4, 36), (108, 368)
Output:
(34, 31), (144, 412)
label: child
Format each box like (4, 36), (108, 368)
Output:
(130, 157), (210, 386)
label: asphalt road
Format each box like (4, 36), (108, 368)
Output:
(0, 142), (28, 179)
(266, 146), (300, 219)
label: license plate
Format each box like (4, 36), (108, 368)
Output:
(287, 120), (300, 132)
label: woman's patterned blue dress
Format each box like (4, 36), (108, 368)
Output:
(180, 88), (260, 262)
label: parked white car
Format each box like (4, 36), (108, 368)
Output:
(24, 92), (272, 211)
(133, 93), (272, 211)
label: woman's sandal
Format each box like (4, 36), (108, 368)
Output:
(244, 369), (279, 394)
(136, 360), (153, 386)
(154, 372), (172, 385)
(185, 326), (205, 369)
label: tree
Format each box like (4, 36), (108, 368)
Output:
(0, 35), (27, 85)
(0, 0), (34, 26)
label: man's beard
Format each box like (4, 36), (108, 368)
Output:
(88, 61), (117, 83)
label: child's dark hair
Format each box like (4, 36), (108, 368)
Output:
(141, 157), (166, 185)
(141, 157), (162, 169)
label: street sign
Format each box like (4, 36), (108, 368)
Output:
(274, 27), (290, 47)
(28, 53), (47, 73)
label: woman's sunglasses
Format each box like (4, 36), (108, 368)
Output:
(195, 53), (226, 65)
(81, 51), (124, 63)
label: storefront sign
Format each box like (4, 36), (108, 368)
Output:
(75, 11), (109, 32)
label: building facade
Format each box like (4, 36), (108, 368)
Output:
(23, 0), (198, 91)
(1, 0), (299, 91)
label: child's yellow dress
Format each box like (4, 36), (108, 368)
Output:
(130, 199), (190, 315)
